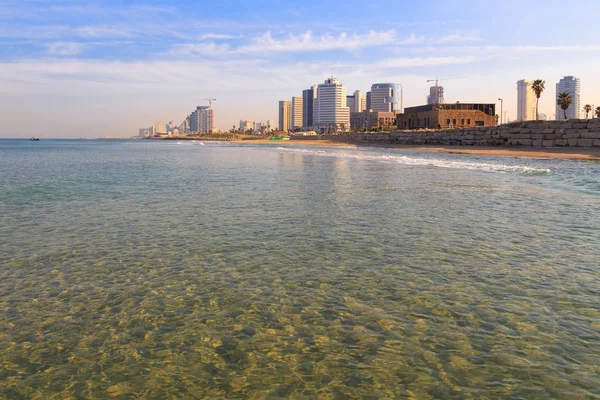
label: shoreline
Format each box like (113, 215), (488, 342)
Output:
(225, 138), (600, 161)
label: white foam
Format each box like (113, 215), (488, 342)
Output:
(275, 147), (551, 174)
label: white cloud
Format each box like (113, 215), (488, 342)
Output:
(198, 33), (244, 40)
(45, 42), (84, 56)
(74, 26), (135, 38)
(438, 33), (482, 43)
(377, 55), (485, 68)
(238, 30), (397, 53)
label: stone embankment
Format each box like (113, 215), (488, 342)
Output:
(321, 119), (600, 147)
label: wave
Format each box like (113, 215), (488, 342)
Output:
(275, 147), (551, 174)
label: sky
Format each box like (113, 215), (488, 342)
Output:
(1, 0), (599, 137)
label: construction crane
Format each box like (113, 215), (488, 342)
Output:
(426, 77), (466, 87)
(202, 98), (216, 109)
(426, 77), (466, 105)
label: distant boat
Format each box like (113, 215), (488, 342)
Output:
(29, 137), (39, 141)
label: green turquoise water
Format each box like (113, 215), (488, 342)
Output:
(1, 139), (599, 399)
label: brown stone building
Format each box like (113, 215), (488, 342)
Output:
(350, 110), (396, 131)
(398, 103), (497, 129)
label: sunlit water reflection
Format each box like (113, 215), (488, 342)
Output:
(1, 140), (599, 398)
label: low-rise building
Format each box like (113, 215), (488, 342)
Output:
(398, 103), (497, 129)
(350, 110), (396, 131)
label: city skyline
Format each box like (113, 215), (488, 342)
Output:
(1, 0), (599, 137)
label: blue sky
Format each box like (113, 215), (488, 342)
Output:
(1, 0), (599, 137)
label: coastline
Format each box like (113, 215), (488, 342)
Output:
(226, 138), (600, 161)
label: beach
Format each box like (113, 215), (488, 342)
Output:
(227, 137), (600, 161)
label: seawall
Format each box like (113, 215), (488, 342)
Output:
(319, 119), (600, 148)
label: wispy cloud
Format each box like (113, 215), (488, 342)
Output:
(378, 55), (486, 68)
(198, 33), (244, 40)
(240, 30), (397, 53)
(45, 42), (84, 56)
(438, 33), (482, 43)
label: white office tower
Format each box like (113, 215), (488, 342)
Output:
(355, 90), (366, 112)
(555, 76), (581, 120)
(516, 80), (536, 121)
(189, 106), (214, 134)
(278, 101), (292, 131)
(427, 85), (444, 105)
(292, 96), (303, 129)
(371, 83), (399, 112)
(313, 76), (349, 132)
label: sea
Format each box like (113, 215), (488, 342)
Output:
(1, 139), (599, 399)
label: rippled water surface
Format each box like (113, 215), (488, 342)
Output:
(1, 139), (600, 399)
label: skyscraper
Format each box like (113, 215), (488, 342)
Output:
(313, 76), (350, 133)
(189, 106), (214, 134)
(292, 96), (303, 129)
(555, 76), (581, 120)
(427, 86), (444, 105)
(370, 83), (399, 112)
(278, 100), (292, 131)
(516, 79), (536, 121)
(366, 91), (371, 111)
(354, 90), (366, 112)
(346, 95), (355, 113)
(302, 86), (316, 129)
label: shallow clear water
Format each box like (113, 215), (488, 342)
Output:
(1, 139), (599, 399)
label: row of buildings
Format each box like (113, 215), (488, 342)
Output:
(139, 105), (215, 138)
(238, 120), (276, 134)
(279, 77), (498, 132)
(278, 78), (402, 133)
(517, 76), (581, 121)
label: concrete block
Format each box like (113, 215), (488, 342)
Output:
(532, 139), (543, 147)
(531, 134), (544, 140)
(593, 140), (600, 147)
(554, 139), (567, 146)
(588, 123), (600, 130)
(567, 138), (578, 146)
(578, 139), (593, 147)
(573, 123), (588, 129)
(581, 132), (600, 139)
(542, 128), (555, 134)
(563, 132), (581, 139)
(520, 128), (532, 134)
(542, 140), (554, 147)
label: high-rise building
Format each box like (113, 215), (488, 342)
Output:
(370, 83), (399, 112)
(278, 100), (292, 131)
(346, 95), (355, 113)
(302, 86), (317, 129)
(153, 122), (166, 135)
(355, 90), (366, 112)
(239, 120), (255, 132)
(427, 86), (444, 105)
(313, 76), (350, 132)
(347, 90), (367, 113)
(366, 91), (371, 111)
(292, 96), (303, 129)
(516, 80), (536, 121)
(266, 120), (276, 132)
(556, 76), (581, 120)
(189, 106), (214, 134)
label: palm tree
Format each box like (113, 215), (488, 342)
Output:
(596, 106), (600, 119)
(583, 104), (592, 119)
(557, 92), (573, 120)
(531, 80), (545, 120)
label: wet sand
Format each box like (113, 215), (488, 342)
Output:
(230, 138), (600, 161)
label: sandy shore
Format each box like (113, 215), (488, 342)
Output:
(229, 138), (600, 161)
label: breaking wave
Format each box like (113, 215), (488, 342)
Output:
(275, 147), (551, 174)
